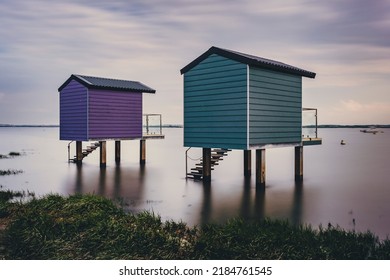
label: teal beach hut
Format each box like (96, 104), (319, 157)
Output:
(180, 46), (321, 184)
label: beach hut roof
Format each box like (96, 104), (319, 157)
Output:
(180, 46), (316, 78)
(58, 74), (156, 93)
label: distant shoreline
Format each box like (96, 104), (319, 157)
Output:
(0, 124), (59, 128)
(307, 124), (390, 128)
(0, 124), (184, 128)
(1, 124), (390, 129)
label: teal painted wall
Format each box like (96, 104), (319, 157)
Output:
(249, 67), (302, 147)
(183, 54), (248, 149)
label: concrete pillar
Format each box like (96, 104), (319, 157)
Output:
(256, 149), (266, 187)
(244, 150), (252, 177)
(202, 148), (212, 182)
(115, 141), (121, 165)
(76, 141), (83, 164)
(295, 146), (303, 181)
(99, 141), (106, 168)
(140, 139), (146, 165)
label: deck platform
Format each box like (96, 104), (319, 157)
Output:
(142, 134), (165, 140)
(303, 138), (322, 146)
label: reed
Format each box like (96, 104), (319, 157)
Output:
(1, 190), (389, 260)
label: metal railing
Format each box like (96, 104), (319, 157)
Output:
(302, 108), (318, 139)
(185, 147), (191, 178)
(67, 141), (74, 162)
(143, 114), (163, 137)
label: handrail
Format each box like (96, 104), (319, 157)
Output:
(302, 108), (318, 138)
(185, 147), (191, 179)
(143, 114), (163, 136)
(67, 141), (74, 163)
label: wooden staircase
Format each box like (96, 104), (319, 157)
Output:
(71, 142), (100, 163)
(186, 148), (231, 180)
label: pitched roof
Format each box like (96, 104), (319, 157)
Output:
(180, 46), (316, 78)
(58, 74), (156, 93)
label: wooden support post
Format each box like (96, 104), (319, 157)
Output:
(76, 141), (83, 164)
(295, 146), (303, 181)
(115, 141), (121, 165)
(140, 139), (146, 165)
(202, 148), (212, 182)
(99, 141), (106, 168)
(256, 149), (266, 187)
(244, 150), (252, 177)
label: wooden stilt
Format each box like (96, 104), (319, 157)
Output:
(202, 148), (212, 182)
(256, 149), (266, 186)
(99, 141), (106, 168)
(244, 150), (252, 177)
(140, 139), (146, 165)
(115, 141), (121, 165)
(295, 146), (303, 181)
(76, 141), (83, 164)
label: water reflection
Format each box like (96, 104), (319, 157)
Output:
(239, 177), (252, 220)
(254, 183), (266, 221)
(69, 156), (308, 230)
(3, 127), (389, 238)
(74, 164), (83, 194)
(71, 164), (147, 206)
(98, 168), (106, 196)
(291, 181), (304, 226)
(200, 180), (212, 224)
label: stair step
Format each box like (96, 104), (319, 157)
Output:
(211, 154), (225, 158)
(191, 167), (214, 171)
(72, 141), (100, 162)
(205, 158), (222, 162)
(212, 152), (228, 155)
(196, 163), (219, 166)
(187, 173), (203, 179)
(212, 148), (230, 153)
(187, 147), (230, 181)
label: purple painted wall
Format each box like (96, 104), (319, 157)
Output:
(88, 89), (143, 140)
(59, 80), (88, 141)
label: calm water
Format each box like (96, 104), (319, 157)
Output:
(1, 127), (390, 239)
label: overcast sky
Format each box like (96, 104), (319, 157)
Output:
(1, 0), (389, 125)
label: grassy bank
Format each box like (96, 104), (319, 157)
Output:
(0, 190), (389, 260)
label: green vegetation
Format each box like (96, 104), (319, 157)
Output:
(0, 169), (23, 176)
(0, 151), (22, 159)
(0, 190), (389, 260)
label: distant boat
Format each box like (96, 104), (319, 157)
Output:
(340, 140), (346, 145)
(360, 127), (382, 134)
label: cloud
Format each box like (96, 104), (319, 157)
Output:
(0, 0), (389, 124)
(324, 99), (390, 124)
(339, 99), (390, 113)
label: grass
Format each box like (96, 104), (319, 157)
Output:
(0, 151), (22, 159)
(0, 169), (23, 176)
(0, 190), (389, 260)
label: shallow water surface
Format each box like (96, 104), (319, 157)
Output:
(1, 127), (390, 239)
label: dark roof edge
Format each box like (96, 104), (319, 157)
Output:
(58, 74), (156, 93)
(180, 46), (316, 78)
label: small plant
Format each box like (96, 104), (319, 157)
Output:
(0, 170), (23, 176)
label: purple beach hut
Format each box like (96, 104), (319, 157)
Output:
(58, 74), (163, 166)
